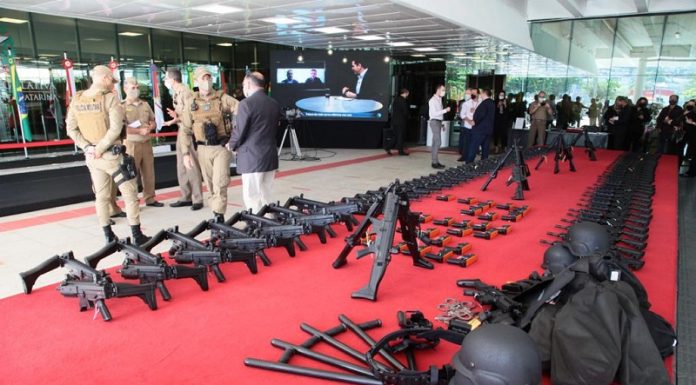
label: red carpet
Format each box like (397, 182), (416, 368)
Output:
(0, 150), (677, 385)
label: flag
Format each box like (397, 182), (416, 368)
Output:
(62, 53), (76, 108)
(149, 62), (165, 132)
(218, 63), (228, 94)
(48, 68), (64, 131)
(8, 48), (32, 141)
(109, 57), (122, 101)
(186, 62), (194, 89)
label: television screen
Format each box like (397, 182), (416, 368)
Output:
(270, 50), (390, 121)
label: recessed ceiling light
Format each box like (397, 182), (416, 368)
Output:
(430, 58), (444, 61)
(83, 38), (104, 42)
(191, 4), (243, 14)
(388, 42), (414, 47)
(452, 52), (468, 56)
(260, 17), (302, 25)
(216, 42), (233, 47)
(414, 47), (437, 52)
(411, 54), (426, 57)
(353, 35), (384, 41)
(0, 17), (28, 24)
(119, 32), (142, 37)
(313, 27), (350, 34)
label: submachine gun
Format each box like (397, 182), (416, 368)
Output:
(84, 239), (209, 300)
(284, 195), (360, 232)
(480, 138), (530, 200)
(332, 181), (433, 301)
(535, 131), (576, 174)
(227, 210), (312, 256)
(20, 251), (157, 321)
(570, 128), (597, 161)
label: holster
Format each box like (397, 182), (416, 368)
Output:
(112, 154), (138, 186)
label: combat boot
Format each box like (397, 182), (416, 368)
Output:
(131, 224), (151, 246)
(103, 225), (117, 244)
(213, 212), (225, 224)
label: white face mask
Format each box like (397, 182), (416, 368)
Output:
(164, 78), (173, 90)
(499, 94), (505, 99)
(126, 88), (139, 99)
(464, 94), (471, 101)
(199, 79), (212, 93)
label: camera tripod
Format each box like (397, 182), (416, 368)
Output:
(278, 121), (319, 161)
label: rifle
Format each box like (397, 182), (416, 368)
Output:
(228, 211), (311, 253)
(84, 238), (209, 300)
(480, 146), (513, 192)
(20, 251), (157, 321)
(584, 129), (597, 161)
(505, 140), (530, 200)
(258, 203), (339, 243)
(158, 227), (228, 283)
(284, 196), (360, 231)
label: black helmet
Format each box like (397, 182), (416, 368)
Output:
(542, 244), (578, 275)
(566, 221), (611, 257)
(450, 323), (542, 385)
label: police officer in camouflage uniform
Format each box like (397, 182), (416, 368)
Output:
(180, 67), (239, 222)
(66, 65), (150, 245)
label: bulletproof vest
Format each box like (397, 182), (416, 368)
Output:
(72, 90), (110, 145)
(191, 90), (227, 142)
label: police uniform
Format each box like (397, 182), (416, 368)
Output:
(172, 82), (204, 206)
(123, 98), (157, 204)
(180, 68), (238, 218)
(65, 65), (147, 243)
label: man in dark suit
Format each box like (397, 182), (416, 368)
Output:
(385, 88), (410, 155)
(228, 72), (281, 214)
(341, 60), (380, 101)
(466, 89), (495, 163)
(655, 94), (684, 154)
(305, 68), (323, 85)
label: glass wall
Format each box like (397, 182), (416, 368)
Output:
(0, 8), (288, 158)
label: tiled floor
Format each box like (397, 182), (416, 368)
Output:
(0, 147), (460, 299)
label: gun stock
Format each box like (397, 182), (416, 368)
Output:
(20, 255), (61, 294)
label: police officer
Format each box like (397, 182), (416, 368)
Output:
(180, 67), (239, 222)
(66, 65), (150, 245)
(163, 68), (204, 211)
(122, 77), (163, 207)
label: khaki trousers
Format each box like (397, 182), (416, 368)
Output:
(126, 140), (156, 203)
(242, 171), (276, 214)
(86, 152), (140, 227)
(197, 145), (231, 214)
(108, 181), (122, 216)
(528, 120), (547, 147)
(176, 136), (203, 204)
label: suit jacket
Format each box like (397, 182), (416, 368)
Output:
(656, 105), (684, 134)
(391, 95), (409, 127)
(229, 90), (281, 173)
(472, 98), (495, 135)
(353, 69), (381, 101)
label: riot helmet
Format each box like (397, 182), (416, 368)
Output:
(565, 221), (611, 257)
(542, 244), (578, 275)
(450, 323), (542, 385)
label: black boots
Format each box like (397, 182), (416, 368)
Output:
(103, 225), (117, 244)
(131, 224), (151, 246)
(213, 212), (225, 224)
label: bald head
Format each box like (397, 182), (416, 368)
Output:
(243, 71), (265, 97)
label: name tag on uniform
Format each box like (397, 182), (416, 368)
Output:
(128, 120), (142, 128)
(202, 103), (211, 111)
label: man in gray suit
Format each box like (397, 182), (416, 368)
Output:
(227, 72), (281, 213)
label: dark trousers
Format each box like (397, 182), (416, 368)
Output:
(627, 127), (644, 153)
(680, 126), (696, 175)
(611, 127), (628, 151)
(385, 123), (405, 152)
(459, 128), (470, 160)
(466, 133), (490, 163)
(493, 121), (508, 149)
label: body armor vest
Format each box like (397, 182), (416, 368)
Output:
(72, 90), (109, 145)
(191, 90), (228, 142)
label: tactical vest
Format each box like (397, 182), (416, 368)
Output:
(72, 90), (110, 145)
(191, 90), (228, 142)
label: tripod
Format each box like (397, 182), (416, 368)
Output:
(278, 121), (319, 161)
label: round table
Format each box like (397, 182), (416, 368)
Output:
(295, 96), (384, 118)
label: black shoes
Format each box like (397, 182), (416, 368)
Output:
(213, 212), (225, 223)
(431, 163), (445, 169)
(191, 203), (204, 211)
(385, 149), (393, 156)
(146, 201), (164, 207)
(103, 225), (117, 244)
(170, 200), (193, 208)
(110, 211), (126, 218)
(131, 225), (151, 246)
(680, 173), (694, 178)
(456, 157), (466, 162)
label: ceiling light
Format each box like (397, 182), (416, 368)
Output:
(297, 55), (304, 62)
(452, 52), (468, 56)
(353, 35), (384, 41)
(430, 58), (444, 61)
(313, 27), (350, 34)
(413, 47), (437, 52)
(119, 32), (143, 37)
(0, 17), (28, 24)
(411, 54), (426, 57)
(83, 38), (104, 42)
(191, 4), (243, 14)
(260, 17), (302, 25)
(675, 31), (681, 39)
(342, 57), (348, 63)
(327, 49), (333, 55)
(388, 42), (414, 47)
(384, 56), (390, 63)
(216, 42), (233, 47)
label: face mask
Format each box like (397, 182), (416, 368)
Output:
(164, 79), (173, 90)
(471, 94), (477, 100)
(539, 98), (546, 103)
(464, 94), (471, 101)
(499, 94), (505, 99)
(126, 89), (139, 99)
(669, 99), (677, 105)
(199, 79), (213, 93)
(687, 105), (694, 111)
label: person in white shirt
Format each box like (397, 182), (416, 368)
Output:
(458, 88), (479, 161)
(428, 84), (451, 169)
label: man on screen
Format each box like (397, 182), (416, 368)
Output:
(305, 68), (323, 85)
(281, 70), (298, 84)
(341, 60), (379, 100)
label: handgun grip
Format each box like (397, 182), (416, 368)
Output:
(20, 255), (61, 294)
